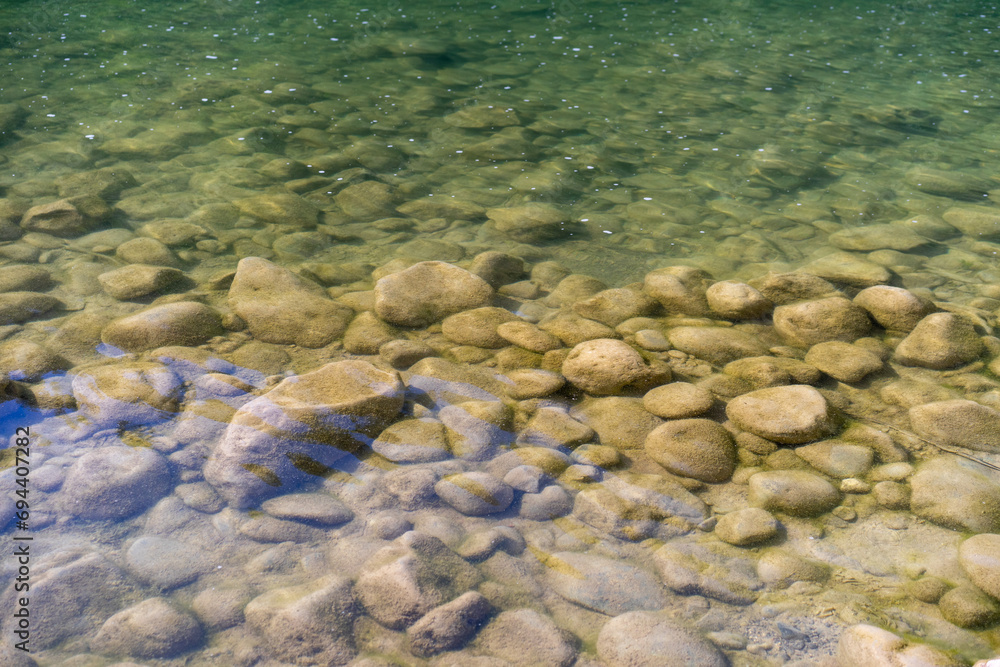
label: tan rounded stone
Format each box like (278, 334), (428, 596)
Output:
(748, 470), (840, 517)
(853, 285), (935, 332)
(374, 261), (494, 327)
(642, 382), (714, 419)
(562, 338), (650, 395)
(773, 297), (872, 347)
(645, 418), (737, 483)
(960, 533), (1000, 601)
(706, 281), (772, 320)
(726, 385), (835, 444)
(714, 508), (780, 546)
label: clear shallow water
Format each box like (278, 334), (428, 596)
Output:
(1, 1), (1000, 665)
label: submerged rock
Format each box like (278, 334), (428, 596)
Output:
(101, 302), (223, 352)
(21, 195), (110, 237)
(597, 611), (728, 667)
(407, 591), (492, 657)
(726, 385), (836, 444)
(0, 291), (61, 325)
(543, 551), (667, 615)
(654, 540), (762, 605)
(747, 470), (840, 517)
(260, 492), (354, 526)
(667, 326), (770, 365)
(909, 399), (1000, 454)
(72, 362), (183, 426)
(893, 312), (984, 370)
(853, 285), (934, 331)
(204, 360), (404, 507)
(475, 609), (576, 667)
(435, 472), (513, 515)
(355, 532), (482, 630)
(705, 280), (773, 319)
(572, 472), (708, 541)
(714, 508), (781, 546)
(59, 447), (171, 520)
(642, 382), (714, 419)
(0, 552), (137, 650)
(228, 256), (353, 348)
(804, 341), (883, 383)
(643, 266), (712, 316)
(644, 418), (737, 483)
(97, 264), (184, 300)
(561, 338), (653, 395)
(836, 623), (964, 667)
(910, 456), (1000, 533)
(773, 297), (872, 347)
(374, 261), (494, 327)
(92, 597), (202, 659)
(959, 533), (1000, 601)
(125, 537), (210, 590)
(234, 192), (319, 227)
(244, 576), (357, 665)
(486, 203), (571, 243)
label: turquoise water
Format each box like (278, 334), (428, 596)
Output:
(0, 0), (1000, 665)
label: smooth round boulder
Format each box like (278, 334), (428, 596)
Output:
(406, 591), (492, 657)
(228, 257), (353, 348)
(486, 204), (570, 244)
(643, 382), (714, 419)
(573, 287), (659, 327)
(836, 623), (963, 667)
(92, 597), (202, 659)
(909, 399), (1000, 454)
(666, 326), (769, 365)
(706, 281), (772, 319)
(435, 472), (513, 515)
(644, 418), (737, 483)
(374, 261), (494, 327)
(260, 493), (355, 527)
(959, 534), (1000, 601)
(0, 292), (61, 325)
(893, 313), (985, 370)
(597, 611), (728, 667)
(939, 585), (1000, 629)
(97, 264), (183, 300)
(910, 456), (1000, 533)
(72, 362), (183, 426)
(562, 338), (650, 395)
(234, 193), (319, 227)
(125, 537), (210, 589)
(773, 297), (872, 347)
(204, 360), (404, 507)
(853, 285), (934, 331)
(116, 236), (179, 266)
(643, 266), (712, 316)
(21, 196), (109, 237)
(101, 302), (224, 352)
(726, 385), (836, 444)
(372, 418), (451, 463)
(748, 470), (841, 517)
(59, 447), (171, 520)
(715, 508), (781, 546)
(496, 320), (563, 353)
(0, 265), (52, 292)
(0, 340), (69, 381)
(795, 440), (875, 478)
(804, 341), (884, 383)
(441, 307), (520, 348)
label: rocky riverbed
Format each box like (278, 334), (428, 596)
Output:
(1, 0), (1000, 665)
